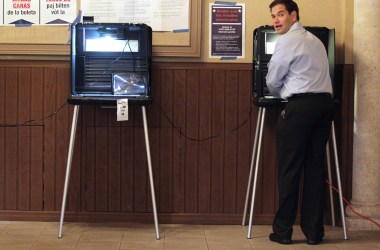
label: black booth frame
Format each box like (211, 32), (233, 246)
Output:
(252, 25), (337, 107)
(68, 23), (153, 106)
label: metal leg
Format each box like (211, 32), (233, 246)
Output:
(326, 143), (336, 226)
(330, 121), (348, 240)
(141, 106), (160, 240)
(58, 105), (80, 238)
(247, 107), (266, 239)
(242, 107), (263, 226)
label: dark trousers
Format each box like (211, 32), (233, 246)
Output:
(272, 93), (334, 241)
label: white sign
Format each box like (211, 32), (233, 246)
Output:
(80, 0), (189, 31)
(4, 0), (39, 25)
(117, 99), (129, 121)
(2, 0), (77, 25)
(40, 0), (78, 25)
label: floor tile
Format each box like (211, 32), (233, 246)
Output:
(75, 240), (121, 250)
(0, 239), (35, 249)
(0, 221), (378, 249)
(80, 231), (124, 241)
(31, 237), (79, 250)
(120, 235), (164, 249)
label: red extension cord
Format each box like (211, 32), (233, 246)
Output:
(325, 179), (380, 228)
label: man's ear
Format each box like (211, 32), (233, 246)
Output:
(290, 10), (298, 21)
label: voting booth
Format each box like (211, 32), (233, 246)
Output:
(59, 23), (160, 240)
(69, 22), (152, 105)
(252, 25), (336, 107)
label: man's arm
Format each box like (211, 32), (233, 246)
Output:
(265, 39), (291, 98)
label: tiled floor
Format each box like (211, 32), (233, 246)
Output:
(0, 221), (379, 249)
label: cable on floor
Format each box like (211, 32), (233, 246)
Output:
(326, 179), (380, 228)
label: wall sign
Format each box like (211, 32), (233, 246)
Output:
(209, 3), (245, 59)
(80, 0), (189, 32)
(2, 0), (77, 25)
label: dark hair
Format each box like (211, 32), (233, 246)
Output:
(269, 0), (300, 21)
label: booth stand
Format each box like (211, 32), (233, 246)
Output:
(58, 103), (160, 240)
(59, 22), (159, 239)
(241, 103), (348, 240)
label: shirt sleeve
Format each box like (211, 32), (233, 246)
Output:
(265, 38), (292, 98)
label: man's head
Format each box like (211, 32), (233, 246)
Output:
(269, 0), (299, 35)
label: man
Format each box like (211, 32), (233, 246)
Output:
(265, 0), (334, 245)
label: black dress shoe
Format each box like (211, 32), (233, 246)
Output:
(269, 233), (293, 245)
(307, 238), (323, 245)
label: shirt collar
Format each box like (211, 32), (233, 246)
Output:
(288, 21), (303, 32)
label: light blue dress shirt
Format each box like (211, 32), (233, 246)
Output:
(266, 22), (332, 100)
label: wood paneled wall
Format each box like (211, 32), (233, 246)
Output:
(0, 61), (354, 225)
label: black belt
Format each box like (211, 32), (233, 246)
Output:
(288, 92), (332, 101)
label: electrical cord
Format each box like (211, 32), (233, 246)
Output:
(326, 179), (380, 228)
(152, 100), (254, 142)
(104, 40), (134, 75)
(0, 100), (253, 142)
(0, 102), (67, 128)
